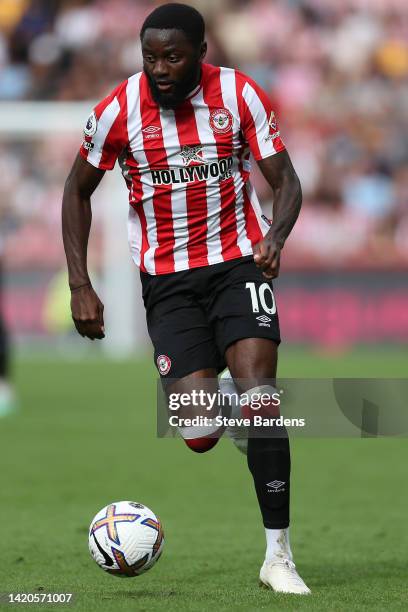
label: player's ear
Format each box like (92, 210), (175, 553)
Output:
(199, 41), (207, 61)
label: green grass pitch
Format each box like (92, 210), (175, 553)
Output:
(0, 347), (407, 611)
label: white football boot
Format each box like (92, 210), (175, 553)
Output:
(218, 369), (248, 454)
(259, 558), (311, 594)
(259, 529), (311, 595)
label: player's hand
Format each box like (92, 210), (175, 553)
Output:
(70, 284), (105, 340)
(253, 233), (282, 279)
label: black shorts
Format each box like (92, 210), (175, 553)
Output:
(140, 255), (281, 380)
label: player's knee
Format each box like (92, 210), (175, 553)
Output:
(241, 385), (281, 420)
(179, 422), (223, 453)
(183, 436), (219, 453)
(177, 407), (225, 453)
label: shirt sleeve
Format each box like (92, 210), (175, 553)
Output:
(236, 73), (285, 161)
(79, 84), (127, 170)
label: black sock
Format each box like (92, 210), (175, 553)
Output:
(247, 427), (290, 529)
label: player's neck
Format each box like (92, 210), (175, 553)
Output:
(185, 66), (202, 98)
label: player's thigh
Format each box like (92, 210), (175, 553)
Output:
(141, 271), (221, 380)
(225, 337), (278, 390)
(147, 303), (220, 380)
(167, 368), (219, 419)
(209, 257), (280, 382)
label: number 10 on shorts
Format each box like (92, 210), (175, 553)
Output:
(245, 282), (276, 315)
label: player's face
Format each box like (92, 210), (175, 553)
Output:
(142, 28), (206, 109)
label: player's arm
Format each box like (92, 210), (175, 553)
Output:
(237, 73), (302, 278)
(255, 150), (302, 279)
(62, 154), (106, 340)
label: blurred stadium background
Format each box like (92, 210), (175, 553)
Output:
(0, 2), (407, 609)
(0, 0), (407, 358)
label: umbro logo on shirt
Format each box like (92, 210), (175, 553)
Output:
(143, 125), (162, 139)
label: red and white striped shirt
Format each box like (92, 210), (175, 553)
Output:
(79, 63), (285, 275)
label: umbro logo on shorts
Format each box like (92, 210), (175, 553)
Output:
(256, 314), (271, 327)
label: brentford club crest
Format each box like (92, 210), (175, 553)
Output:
(157, 354), (171, 375)
(209, 108), (233, 134)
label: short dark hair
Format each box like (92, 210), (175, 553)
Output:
(140, 3), (205, 46)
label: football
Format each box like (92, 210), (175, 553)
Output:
(88, 501), (164, 577)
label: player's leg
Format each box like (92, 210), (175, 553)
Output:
(226, 337), (310, 594)
(204, 256), (309, 594)
(140, 269), (226, 453)
(226, 338), (292, 555)
(219, 368), (249, 454)
(166, 368), (226, 453)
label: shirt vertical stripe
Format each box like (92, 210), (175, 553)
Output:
(219, 68), (252, 255)
(126, 73), (156, 273)
(174, 99), (209, 267)
(192, 87), (223, 265)
(160, 107), (190, 272)
(139, 74), (175, 274)
(202, 66), (242, 262)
